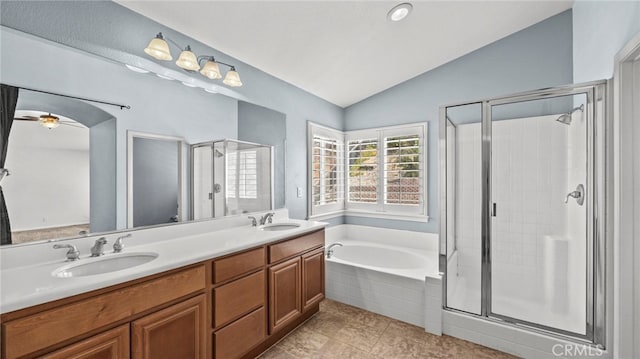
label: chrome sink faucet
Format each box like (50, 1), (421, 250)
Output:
(90, 237), (108, 257)
(113, 233), (132, 253)
(260, 212), (275, 225)
(326, 242), (343, 259)
(53, 244), (80, 261)
(248, 216), (258, 227)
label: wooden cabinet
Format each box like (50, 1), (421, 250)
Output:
(2, 265), (205, 359)
(132, 295), (206, 359)
(268, 257), (302, 333)
(302, 248), (325, 311)
(1, 229), (325, 359)
(41, 325), (129, 359)
(266, 230), (325, 334)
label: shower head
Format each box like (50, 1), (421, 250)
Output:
(214, 149), (224, 158)
(556, 104), (584, 125)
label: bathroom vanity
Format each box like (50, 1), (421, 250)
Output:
(0, 221), (325, 359)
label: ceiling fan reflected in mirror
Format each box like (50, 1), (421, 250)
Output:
(14, 113), (85, 130)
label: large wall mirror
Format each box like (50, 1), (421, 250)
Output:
(0, 29), (288, 246)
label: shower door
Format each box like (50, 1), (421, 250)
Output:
(488, 90), (594, 339)
(440, 82), (606, 346)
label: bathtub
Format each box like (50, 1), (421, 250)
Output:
(325, 225), (442, 334)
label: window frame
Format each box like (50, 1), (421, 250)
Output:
(307, 122), (345, 217)
(346, 124), (427, 216)
(308, 121), (428, 220)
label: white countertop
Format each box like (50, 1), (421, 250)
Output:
(0, 217), (326, 314)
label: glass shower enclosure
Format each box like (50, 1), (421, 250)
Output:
(439, 81), (607, 346)
(191, 139), (273, 219)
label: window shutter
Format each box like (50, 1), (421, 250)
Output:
(347, 138), (378, 203)
(384, 134), (422, 206)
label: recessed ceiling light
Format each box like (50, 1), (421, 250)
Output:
(125, 64), (149, 74)
(387, 3), (413, 22)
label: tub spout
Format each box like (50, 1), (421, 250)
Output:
(326, 242), (343, 259)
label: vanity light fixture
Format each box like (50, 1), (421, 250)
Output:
(175, 45), (200, 71)
(223, 67), (243, 87)
(144, 32), (243, 87)
(200, 57), (222, 80)
(387, 3), (413, 22)
(143, 33), (172, 61)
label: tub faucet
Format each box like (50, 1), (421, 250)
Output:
(260, 212), (275, 225)
(113, 233), (132, 253)
(90, 237), (108, 257)
(326, 242), (343, 259)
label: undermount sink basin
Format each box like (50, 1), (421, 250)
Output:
(52, 252), (158, 278)
(260, 223), (301, 231)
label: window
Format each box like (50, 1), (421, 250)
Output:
(308, 123), (344, 216)
(308, 122), (427, 219)
(227, 150), (258, 199)
(346, 125), (425, 215)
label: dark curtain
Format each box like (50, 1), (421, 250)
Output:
(0, 84), (19, 245)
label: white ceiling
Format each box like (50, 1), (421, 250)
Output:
(118, 1), (573, 108)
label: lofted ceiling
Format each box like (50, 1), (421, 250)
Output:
(118, 1), (573, 108)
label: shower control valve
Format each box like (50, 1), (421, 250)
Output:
(565, 184), (585, 206)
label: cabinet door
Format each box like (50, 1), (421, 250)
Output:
(132, 295), (206, 359)
(302, 248), (325, 311)
(268, 257), (301, 333)
(41, 325), (129, 359)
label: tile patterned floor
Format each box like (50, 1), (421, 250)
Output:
(258, 299), (517, 359)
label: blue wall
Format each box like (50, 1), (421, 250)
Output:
(572, 0), (640, 82)
(0, 1), (343, 225)
(343, 10), (574, 233)
(1, 3), (584, 234)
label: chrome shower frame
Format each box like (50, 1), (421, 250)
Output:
(190, 139), (275, 219)
(439, 80), (608, 347)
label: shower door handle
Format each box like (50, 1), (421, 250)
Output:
(492, 203), (497, 217)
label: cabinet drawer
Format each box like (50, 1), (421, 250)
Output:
(3, 265), (205, 359)
(213, 247), (265, 284)
(268, 230), (324, 263)
(213, 307), (266, 359)
(213, 270), (265, 328)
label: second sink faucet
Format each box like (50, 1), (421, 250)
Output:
(249, 212), (276, 227)
(113, 233), (132, 253)
(260, 212), (275, 225)
(90, 237), (108, 257)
